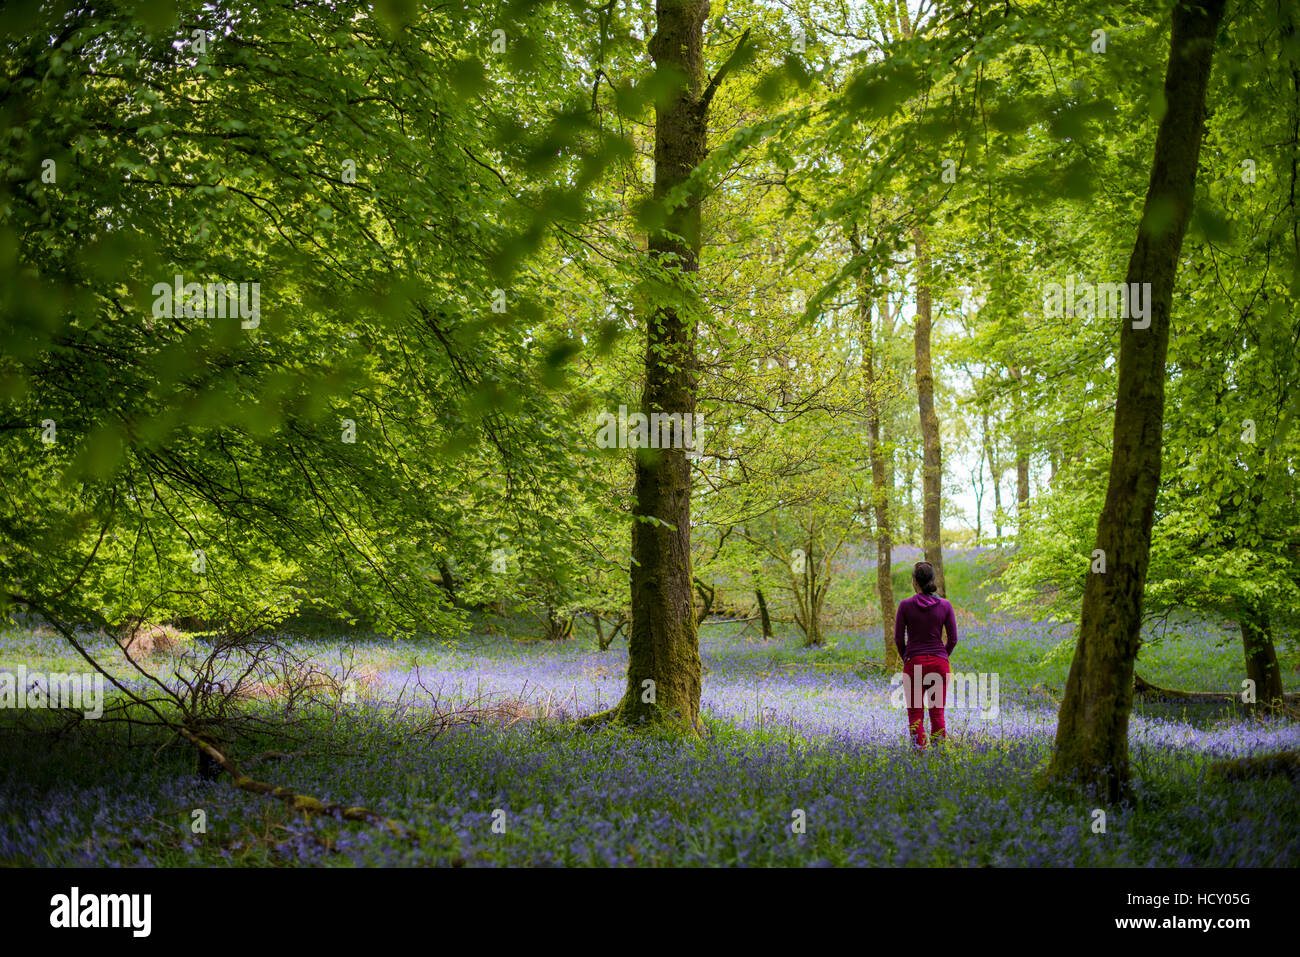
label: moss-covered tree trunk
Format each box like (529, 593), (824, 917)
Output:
(912, 225), (945, 596)
(1241, 602), (1284, 707)
(617, 0), (713, 730)
(1049, 0), (1227, 799)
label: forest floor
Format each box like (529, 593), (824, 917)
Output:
(2, 554), (1298, 866)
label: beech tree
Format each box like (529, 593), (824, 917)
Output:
(1050, 0), (1229, 800)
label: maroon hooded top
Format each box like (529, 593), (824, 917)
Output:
(893, 592), (958, 663)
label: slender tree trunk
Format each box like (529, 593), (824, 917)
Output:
(851, 224), (899, 668)
(1241, 601), (1284, 707)
(802, 533), (822, 647)
(755, 586), (773, 639)
(904, 462), (915, 544)
(1011, 364), (1030, 527)
(992, 485), (1002, 540)
(984, 412), (1003, 542)
(619, 0), (712, 730)
(912, 226), (945, 595)
(788, 528), (825, 648)
(873, 423), (898, 665)
(1049, 0), (1227, 799)
(812, 575), (829, 646)
(880, 296), (898, 535)
(979, 410), (991, 535)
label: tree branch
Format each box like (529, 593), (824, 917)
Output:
(699, 28), (751, 114)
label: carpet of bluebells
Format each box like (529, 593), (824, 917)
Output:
(2, 553), (1298, 867)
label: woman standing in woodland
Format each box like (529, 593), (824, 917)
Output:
(894, 561), (958, 750)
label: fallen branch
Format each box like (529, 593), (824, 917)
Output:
(1133, 673), (1299, 706)
(1134, 674), (1240, 702)
(180, 728), (419, 842)
(1209, 750), (1300, 781)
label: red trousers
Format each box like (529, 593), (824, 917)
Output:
(903, 655), (950, 750)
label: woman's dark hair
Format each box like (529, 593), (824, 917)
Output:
(913, 561), (938, 595)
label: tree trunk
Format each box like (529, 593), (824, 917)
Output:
(1011, 364), (1030, 527)
(977, 405), (987, 546)
(544, 606), (573, 641)
(904, 462), (915, 544)
(912, 226), (945, 596)
(793, 532), (824, 647)
(437, 559), (457, 605)
(617, 0), (712, 730)
(755, 586), (773, 639)
(1241, 602), (1284, 707)
(1049, 0), (1226, 799)
(851, 224), (899, 668)
(881, 297), (898, 550)
(693, 578), (715, 625)
(985, 411), (1003, 542)
(805, 534), (813, 641)
(595, 612), (628, 651)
